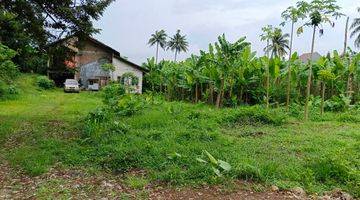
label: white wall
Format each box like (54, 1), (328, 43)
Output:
(112, 57), (143, 93)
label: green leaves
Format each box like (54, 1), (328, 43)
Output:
(297, 26), (304, 35)
(197, 150), (232, 177)
(0, 44), (18, 83)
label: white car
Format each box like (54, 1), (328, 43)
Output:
(64, 79), (80, 93)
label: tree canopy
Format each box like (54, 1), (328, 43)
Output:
(0, 0), (114, 72)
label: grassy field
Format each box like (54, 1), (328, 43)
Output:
(0, 75), (359, 198)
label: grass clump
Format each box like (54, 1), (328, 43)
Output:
(217, 106), (286, 126)
(1, 75), (359, 198)
(124, 175), (149, 189)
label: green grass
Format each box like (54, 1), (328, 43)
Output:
(0, 74), (359, 197)
(124, 175), (149, 189)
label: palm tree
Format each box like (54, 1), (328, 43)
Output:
(260, 25), (274, 57)
(167, 30), (189, 62)
(148, 30), (167, 64)
(264, 28), (290, 58)
(297, 0), (343, 120)
(350, 8), (360, 48)
(281, 3), (308, 110)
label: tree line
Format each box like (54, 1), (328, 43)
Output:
(144, 0), (360, 120)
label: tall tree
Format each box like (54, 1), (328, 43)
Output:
(281, 3), (307, 110)
(148, 30), (167, 64)
(260, 25), (274, 108)
(297, 0), (343, 120)
(167, 30), (189, 62)
(350, 8), (360, 48)
(344, 16), (350, 55)
(264, 28), (290, 58)
(1, 0), (113, 72)
(260, 25), (274, 57)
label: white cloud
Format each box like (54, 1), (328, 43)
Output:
(93, 0), (359, 64)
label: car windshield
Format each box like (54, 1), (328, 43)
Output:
(65, 80), (78, 85)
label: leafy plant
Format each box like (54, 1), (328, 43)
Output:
(102, 83), (126, 106)
(36, 76), (55, 90)
(197, 150), (231, 177)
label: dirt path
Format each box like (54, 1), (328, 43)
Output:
(0, 161), (306, 200)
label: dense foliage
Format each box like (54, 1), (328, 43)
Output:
(143, 36), (360, 115)
(36, 76), (55, 90)
(0, 0), (113, 73)
(0, 43), (19, 98)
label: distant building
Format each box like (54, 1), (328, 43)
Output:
(299, 52), (322, 63)
(48, 35), (147, 93)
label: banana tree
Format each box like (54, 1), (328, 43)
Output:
(184, 55), (208, 103)
(317, 57), (336, 115)
(234, 46), (257, 104)
(142, 57), (158, 91)
(210, 34), (250, 108)
(348, 53), (360, 100)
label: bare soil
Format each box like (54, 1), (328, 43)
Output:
(0, 160), (310, 200)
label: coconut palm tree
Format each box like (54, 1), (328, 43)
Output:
(167, 30), (189, 62)
(264, 28), (290, 58)
(297, 0), (343, 120)
(148, 30), (167, 64)
(350, 8), (360, 48)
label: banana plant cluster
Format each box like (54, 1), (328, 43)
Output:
(143, 33), (360, 114)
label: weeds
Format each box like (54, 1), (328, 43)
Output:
(1, 75), (360, 197)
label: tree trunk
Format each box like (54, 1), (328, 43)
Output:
(174, 50), (178, 62)
(286, 21), (295, 111)
(209, 83), (214, 104)
(321, 81), (325, 115)
(266, 39), (270, 57)
(266, 62), (270, 109)
(347, 72), (353, 99)
(155, 43), (159, 64)
(216, 79), (225, 108)
(239, 86), (244, 104)
(304, 25), (316, 121)
(343, 17), (349, 56)
(195, 83), (199, 103)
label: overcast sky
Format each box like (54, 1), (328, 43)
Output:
(93, 0), (359, 65)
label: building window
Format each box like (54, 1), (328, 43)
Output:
(98, 57), (110, 65)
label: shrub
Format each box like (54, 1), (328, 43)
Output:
(218, 106), (286, 126)
(0, 81), (19, 99)
(324, 95), (350, 112)
(337, 113), (360, 123)
(102, 83), (126, 106)
(114, 94), (146, 116)
(0, 43), (19, 83)
(36, 76), (55, 90)
(86, 107), (110, 124)
(107, 121), (129, 135)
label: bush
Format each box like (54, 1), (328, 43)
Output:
(0, 81), (19, 99)
(114, 95), (146, 116)
(102, 83), (126, 106)
(36, 76), (55, 90)
(218, 106), (286, 126)
(337, 113), (360, 123)
(324, 95), (350, 112)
